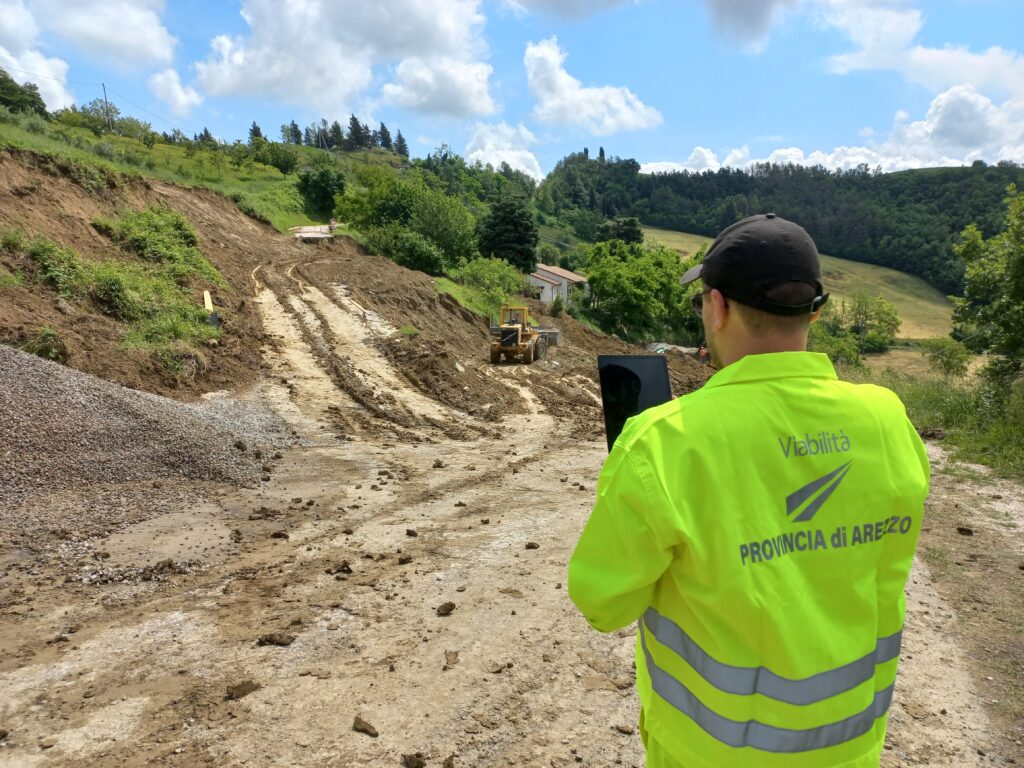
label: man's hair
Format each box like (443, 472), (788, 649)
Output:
(730, 282), (818, 337)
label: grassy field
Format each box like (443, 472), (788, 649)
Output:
(642, 225), (953, 339)
(641, 226), (712, 259)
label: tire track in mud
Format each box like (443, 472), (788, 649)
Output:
(258, 261), (491, 443)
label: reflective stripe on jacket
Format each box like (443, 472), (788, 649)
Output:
(569, 351), (930, 768)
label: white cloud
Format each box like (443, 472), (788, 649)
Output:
(29, 0), (175, 66)
(0, 0), (37, 50)
(0, 0), (72, 108)
(640, 144), (749, 174)
(702, 0), (799, 52)
(820, 0), (1024, 98)
(502, 0), (631, 17)
(723, 145), (751, 167)
(148, 69), (202, 118)
(642, 85), (1024, 174)
(193, 0), (492, 118)
(465, 122), (542, 179)
(381, 57), (495, 117)
(525, 36), (661, 135)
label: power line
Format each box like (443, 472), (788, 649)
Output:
(108, 89), (178, 129)
(3, 63), (181, 132)
(1, 63), (97, 87)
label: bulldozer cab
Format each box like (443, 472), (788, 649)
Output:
(499, 306), (529, 329)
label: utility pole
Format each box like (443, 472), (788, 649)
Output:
(101, 83), (114, 133)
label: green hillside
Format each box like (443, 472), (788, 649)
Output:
(0, 114), (402, 232)
(642, 226), (952, 339)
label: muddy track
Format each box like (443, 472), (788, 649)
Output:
(2, 243), (1022, 767)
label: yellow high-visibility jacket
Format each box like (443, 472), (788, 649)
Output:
(569, 352), (930, 768)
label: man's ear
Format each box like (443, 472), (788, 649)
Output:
(809, 307), (822, 324)
(709, 288), (729, 332)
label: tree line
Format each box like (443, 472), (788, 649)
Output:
(538, 148), (1024, 294)
(273, 115), (408, 157)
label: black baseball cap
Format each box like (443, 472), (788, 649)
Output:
(680, 213), (829, 316)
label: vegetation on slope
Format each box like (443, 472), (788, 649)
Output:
(2, 208), (222, 378)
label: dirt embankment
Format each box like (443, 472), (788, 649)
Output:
(0, 149), (296, 398)
(0, 147), (706, 418)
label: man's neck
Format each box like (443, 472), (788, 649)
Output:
(715, 335), (809, 369)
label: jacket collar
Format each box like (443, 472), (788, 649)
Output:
(702, 351), (837, 390)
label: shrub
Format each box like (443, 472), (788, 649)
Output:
(88, 262), (145, 321)
(366, 226), (446, 275)
(297, 158), (346, 214)
(922, 337), (972, 378)
(1, 229), (26, 253)
(21, 326), (68, 363)
(92, 141), (116, 159)
(0, 267), (23, 288)
(20, 114), (48, 134)
(549, 293), (565, 317)
(27, 236), (85, 295)
(449, 256), (523, 313)
(95, 208), (220, 284)
(399, 325), (420, 337)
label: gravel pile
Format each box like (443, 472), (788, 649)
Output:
(0, 345), (290, 508)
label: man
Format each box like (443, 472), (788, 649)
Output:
(569, 214), (929, 767)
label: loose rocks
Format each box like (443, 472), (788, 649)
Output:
(436, 602), (456, 617)
(226, 680), (261, 700)
(256, 633), (296, 647)
(353, 716), (379, 738)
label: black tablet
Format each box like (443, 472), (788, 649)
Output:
(597, 355), (674, 452)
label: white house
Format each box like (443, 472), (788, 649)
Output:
(532, 263), (587, 305)
(527, 271), (560, 303)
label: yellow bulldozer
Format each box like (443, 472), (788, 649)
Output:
(490, 305), (548, 364)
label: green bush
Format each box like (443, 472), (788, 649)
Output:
(21, 114), (48, 134)
(16, 230), (222, 378)
(1, 228), (26, 253)
(843, 366), (1024, 478)
(549, 293), (565, 317)
(27, 236), (85, 295)
(297, 158), (346, 214)
(94, 207), (220, 284)
(449, 256), (523, 314)
(366, 226), (446, 275)
(21, 326), (68, 363)
(92, 141), (116, 159)
(0, 267), (23, 288)
(88, 262), (145, 321)
(922, 337), (972, 378)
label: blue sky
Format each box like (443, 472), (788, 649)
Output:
(1, 0), (1022, 178)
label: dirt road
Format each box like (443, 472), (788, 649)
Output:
(1, 251), (1021, 767)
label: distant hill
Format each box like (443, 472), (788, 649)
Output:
(643, 226), (952, 339)
(537, 150), (1024, 294)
